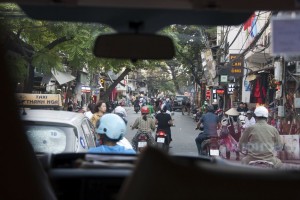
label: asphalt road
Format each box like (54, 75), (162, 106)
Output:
(124, 106), (199, 156)
(123, 106), (300, 169)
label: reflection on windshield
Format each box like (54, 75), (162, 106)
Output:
(25, 125), (75, 153)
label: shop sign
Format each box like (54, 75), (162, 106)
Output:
(220, 75), (228, 83)
(228, 83), (235, 94)
(229, 54), (244, 78)
(16, 93), (62, 108)
(81, 86), (91, 93)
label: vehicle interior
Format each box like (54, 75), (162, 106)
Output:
(2, 1), (300, 200)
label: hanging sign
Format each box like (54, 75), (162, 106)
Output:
(229, 54), (244, 78)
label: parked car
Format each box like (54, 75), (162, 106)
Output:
(20, 109), (96, 153)
(172, 95), (189, 111)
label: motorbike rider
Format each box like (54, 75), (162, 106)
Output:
(195, 104), (220, 155)
(131, 106), (156, 150)
(238, 106), (283, 168)
(88, 113), (136, 154)
(155, 105), (174, 144)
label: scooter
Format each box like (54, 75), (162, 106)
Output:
(201, 136), (220, 157)
(135, 131), (153, 153)
(155, 129), (170, 153)
(134, 105), (140, 113)
(197, 124), (220, 157)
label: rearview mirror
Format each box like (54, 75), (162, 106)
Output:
(93, 33), (175, 60)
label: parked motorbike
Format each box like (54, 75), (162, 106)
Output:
(155, 129), (170, 152)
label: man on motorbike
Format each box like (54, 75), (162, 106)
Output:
(195, 104), (220, 155)
(155, 105), (174, 144)
(131, 106), (156, 150)
(238, 106), (283, 168)
(88, 113), (136, 154)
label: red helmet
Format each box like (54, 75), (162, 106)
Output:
(141, 106), (149, 114)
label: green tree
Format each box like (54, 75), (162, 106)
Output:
(160, 25), (217, 92)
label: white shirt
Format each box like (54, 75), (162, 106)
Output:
(117, 137), (133, 149)
(84, 111), (93, 119)
(243, 117), (256, 128)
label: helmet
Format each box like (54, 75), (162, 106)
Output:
(96, 114), (126, 140)
(254, 106), (268, 118)
(113, 106), (127, 117)
(206, 104), (214, 112)
(141, 106), (149, 114)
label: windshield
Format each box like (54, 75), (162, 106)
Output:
(24, 124), (76, 153)
(1, 3), (300, 170)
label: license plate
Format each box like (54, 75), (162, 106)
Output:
(178, 102), (182, 105)
(193, 114), (196, 117)
(138, 141), (147, 147)
(210, 149), (220, 156)
(157, 137), (165, 143)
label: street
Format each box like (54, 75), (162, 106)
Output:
(125, 106), (199, 156)
(123, 106), (300, 169)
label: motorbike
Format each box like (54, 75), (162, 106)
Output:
(134, 105), (140, 113)
(134, 131), (154, 153)
(197, 124), (220, 157)
(201, 136), (220, 157)
(155, 129), (170, 152)
(134, 105), (141, 113)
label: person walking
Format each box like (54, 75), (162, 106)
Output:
(224, 107), (242, 160)
(91, 100), (107, 127)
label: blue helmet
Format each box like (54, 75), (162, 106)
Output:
(96, 113), (126, 140)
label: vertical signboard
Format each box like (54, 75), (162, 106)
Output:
(229, 54), (244, 78)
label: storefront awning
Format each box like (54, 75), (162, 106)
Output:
(51, 69), (76, 85)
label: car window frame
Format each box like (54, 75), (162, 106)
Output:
(81, 118), (96, 148)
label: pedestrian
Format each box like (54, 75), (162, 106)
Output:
(242, 110), (256, 129)
(91, 100), (107, 127)
(88, 114), (136, 154)
(84, 103), (95, 119)
(224, 107), (242, 160)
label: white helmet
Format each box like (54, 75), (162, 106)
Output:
(113, 106), (127, 117)
(254, 106), (268, 118)
(96, 114), (126, 140)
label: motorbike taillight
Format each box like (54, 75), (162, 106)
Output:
(138, 134), (147, 140)
(157, 131), (166, 136)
